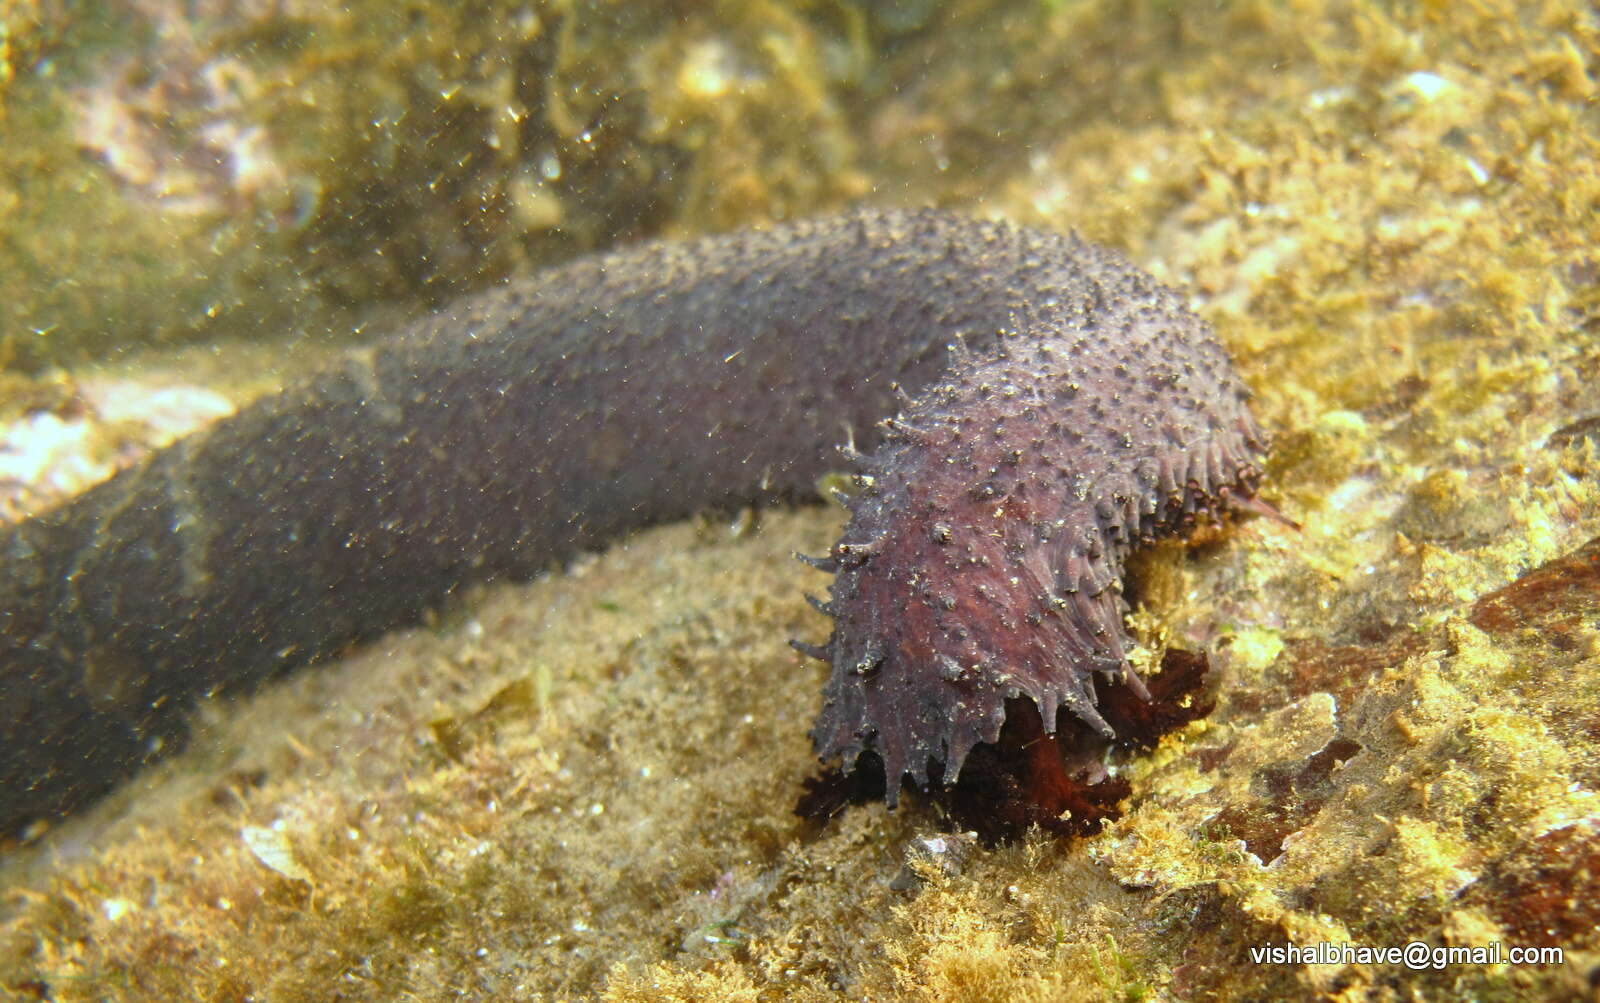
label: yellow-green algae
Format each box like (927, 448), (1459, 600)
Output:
(0, 0), (868, 370)
(4, 0), (1600, 999)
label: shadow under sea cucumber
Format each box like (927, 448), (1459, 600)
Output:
(0, 209), (1267, 838)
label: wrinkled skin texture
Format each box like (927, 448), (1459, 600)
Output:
(0, 210), (1264, 835)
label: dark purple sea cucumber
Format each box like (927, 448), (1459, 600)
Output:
(0, 209), (1266, 837)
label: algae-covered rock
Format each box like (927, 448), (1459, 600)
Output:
(3, 0), (1600, 1000)
(0, 0), (869, 368)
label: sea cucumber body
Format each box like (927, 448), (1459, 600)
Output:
(0, 210), (1265, 833)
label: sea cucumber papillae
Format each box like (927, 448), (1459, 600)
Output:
(0, 209), (1267, 839)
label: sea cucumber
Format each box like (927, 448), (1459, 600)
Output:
(0, 209), (1267, 837)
